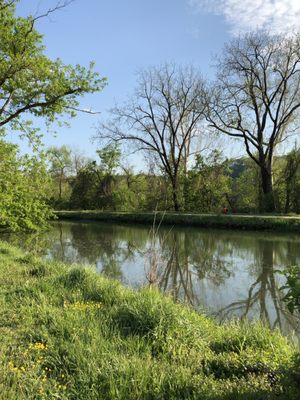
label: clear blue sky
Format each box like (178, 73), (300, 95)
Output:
(13, 0), (232, 163)
(14, 1), (300, 163)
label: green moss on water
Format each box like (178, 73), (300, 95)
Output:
(0, 241), (299, 399)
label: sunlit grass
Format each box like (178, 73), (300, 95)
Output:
(0, 240), (299, 399)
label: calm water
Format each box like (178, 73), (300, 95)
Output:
(3, 221), (300, 339)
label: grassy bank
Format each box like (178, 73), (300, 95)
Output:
(55, 210), (300, 232)
(0, 242), (299, 400)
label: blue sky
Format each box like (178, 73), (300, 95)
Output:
(14, 0), (300, 164)
(13, 0), (229, 161)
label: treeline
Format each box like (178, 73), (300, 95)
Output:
(47, 145), (300, 214)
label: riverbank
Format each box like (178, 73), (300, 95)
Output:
(55, 210), (300, 232)
(0, 241), (299, 399)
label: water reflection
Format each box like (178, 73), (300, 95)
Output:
(216, 240), (300, 336)
(2, 221), (300, 338)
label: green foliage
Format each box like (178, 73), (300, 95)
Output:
(58, 150), (300, 214)
(279, 265), (300, 314)
(184, 150), (231, 212)
(116, 173), (148, 211)
(0, 140), (52, 231)
(69, 161), (99, 209)
(47, 146), (72, 176)
(47, 146), (73, 206)
(0, 1), (106, 231)
(0, 1), (106, 141)
(69, 146), (149, 212)
(230, 161), (260, 213)
(280, 147), (300, 214)
(142, 174), (171, 211)
(69, 145), (123, 211)
(0, 241), (299, 399)
(93, 144), (121, 210)
(97, 143), (121, 175)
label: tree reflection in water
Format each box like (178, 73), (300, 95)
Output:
(1, 221), (299, 338)
(134, 228), (300, 338)
(216, 240), (300, 337)
(145, 231), (232, 307)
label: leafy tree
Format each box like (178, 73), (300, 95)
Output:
(184, 150), (231, 212)
(0, 139), (52, 231)
(70, 145), (123, 211)
(116, 166), (147, 211)
(97, 143), (121, 176)
(229, 160), (261, 213)
(0, 1), (106, 229)
(206, 32), (300, 212)
(282, 146), (300, 213)
(47, 146), (72, 203)
(94, 143), (121, 209)
(69, 161), (99, 210)
(0, 0), (106, 143)
(142, 160), (172, 211)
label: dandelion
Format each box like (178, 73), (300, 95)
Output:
(29, 342), (48, 351)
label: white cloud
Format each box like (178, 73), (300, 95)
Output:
(188, 0), (300, 35)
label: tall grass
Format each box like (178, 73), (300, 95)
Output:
(0, 241), (299, 399)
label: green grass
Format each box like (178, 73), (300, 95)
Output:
(0, 241), (299, 399)
(55, 210), (300, 232)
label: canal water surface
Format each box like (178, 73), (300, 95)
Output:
(3, 220), (300, 340)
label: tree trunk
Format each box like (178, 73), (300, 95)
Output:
(171, 179), (180, 212)
(284, 186), (291, 214)
(59, 171), (63, 200)
(260, 166), (275, 213)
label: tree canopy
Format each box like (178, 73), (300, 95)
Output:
(0, 140), (52, 231)
(0, 0), (106, 230)
(0, 0), (106, 143)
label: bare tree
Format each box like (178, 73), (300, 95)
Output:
(95, 64), (206, 211)
(70, 148), (90, 175)
(206, 32), (300, 212)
